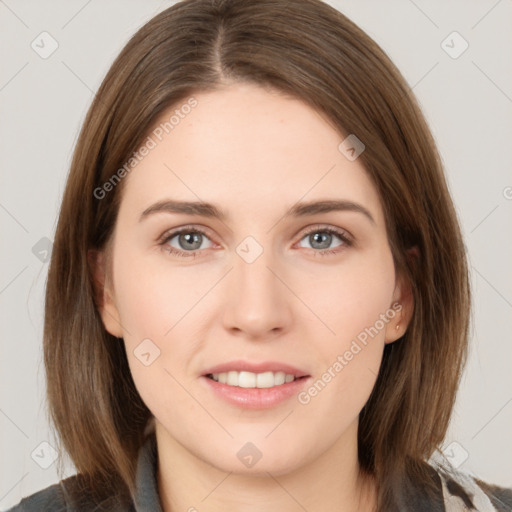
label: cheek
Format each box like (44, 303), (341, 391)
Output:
(110, 248), (217, 401)
(112, 244), (211, 340)
(296, 249), (395, 408)
(301, 247), (396, 345)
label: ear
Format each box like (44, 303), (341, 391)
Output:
(87, 248), (124, 338)
(384, 246), (418, 344)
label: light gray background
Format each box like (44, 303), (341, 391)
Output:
(1, 0), (511, 509)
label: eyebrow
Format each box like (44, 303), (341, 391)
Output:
(140, 198), (375, 225)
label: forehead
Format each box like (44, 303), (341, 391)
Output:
(118, 82), (384, 226)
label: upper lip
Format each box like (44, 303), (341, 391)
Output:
(202, 360), (310, 378)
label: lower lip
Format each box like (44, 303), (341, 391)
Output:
(201, 376), (311, 409)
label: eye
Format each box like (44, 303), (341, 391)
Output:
(296, 225), (352, 255)
(160, 226), (215, 258)
(159, 224), (353, 259)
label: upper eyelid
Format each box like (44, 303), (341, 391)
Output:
(159, 224), (216, 242)
(299, 223), (351, 237)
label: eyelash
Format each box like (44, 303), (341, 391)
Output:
(158, 224), (353, 259)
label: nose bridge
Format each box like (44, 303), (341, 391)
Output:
(235, 247), (276, 296)
(222, 237), (291, 336)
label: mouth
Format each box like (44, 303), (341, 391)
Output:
(205, 370), (308, 388)
(200, 360), (311, 408)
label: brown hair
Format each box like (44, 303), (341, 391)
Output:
(44, 0), (470, 509)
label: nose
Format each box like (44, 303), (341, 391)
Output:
(221, 247), (293, 340)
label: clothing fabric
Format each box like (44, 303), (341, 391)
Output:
(5, 434), (512, 511)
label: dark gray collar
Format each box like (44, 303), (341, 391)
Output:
(133, 434), (163, 512)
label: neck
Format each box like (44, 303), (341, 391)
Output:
(155, 420), (377, 512)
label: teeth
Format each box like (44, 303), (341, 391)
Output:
(227, 371), (239, 386)
(209, 370), (298, 388)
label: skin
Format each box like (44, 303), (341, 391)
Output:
(93, 82), (413, 512)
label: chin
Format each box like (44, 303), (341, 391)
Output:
(195, 435), (313, 477)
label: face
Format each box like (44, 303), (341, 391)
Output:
(96, 82), (410, 476)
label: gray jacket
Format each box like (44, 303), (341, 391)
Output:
(5, 435), (512, 511)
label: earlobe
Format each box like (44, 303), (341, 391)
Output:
(384, 304), (409, 344)
(87, 249), (124, 338)
(384, 274), (415, 344)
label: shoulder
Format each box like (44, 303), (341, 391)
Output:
(6, 433), (158, 512)
(433, 463), (512, 511)
(4, 481), (67, 512)
(472, 478), (512, 511)
(4, 474), (134, 512)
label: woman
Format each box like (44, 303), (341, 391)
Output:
(7, 0), (511, 510)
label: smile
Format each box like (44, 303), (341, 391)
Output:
(206, 370), (299, 388)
